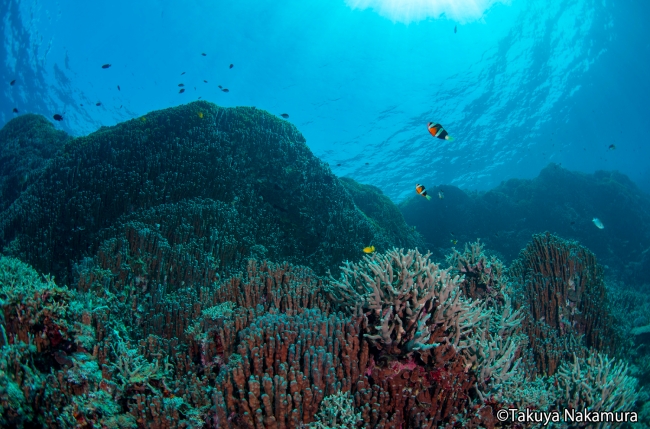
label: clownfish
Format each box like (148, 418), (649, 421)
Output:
(427, 122), (454, 141)
(363, 245), (375, 254)
(416, 184), (432, 200)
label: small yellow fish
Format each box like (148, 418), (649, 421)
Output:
(363, 245), (375, 254)
(450, 239), (458, 245)
(198, 112), (204, 118)
(140, 117), (147, 122)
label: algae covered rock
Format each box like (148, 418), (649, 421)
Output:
(0, 102), (420, 283)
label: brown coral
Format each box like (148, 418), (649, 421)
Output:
(509, 232), (617, 376)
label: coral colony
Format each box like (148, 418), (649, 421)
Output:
(0, 103), (645, 427)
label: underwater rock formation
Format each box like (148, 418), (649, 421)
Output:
(0, 102), (420, 284)
(399, 163), (650, 285)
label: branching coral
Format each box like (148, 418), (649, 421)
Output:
(555, 352), (638, 414)
(447, 239), (507, 302)
(0, 256), (73, 349)
(108, 338), (169, 394)
(327, 248), (487, 358)
(0, 339), (43, 427)
(307, 390), (361, 429)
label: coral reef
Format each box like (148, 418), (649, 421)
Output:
(307, 390), (361, 429)
(446, 239), (507, 302)
(0, 106), (644, 428)
(399, 163), (650, 286)
(338, 178), (424, 252)
(0, 239), (642, 428)
(509, 232), (617, 377)
(0, 114), (70, 212)
(0, 103), (421, 285)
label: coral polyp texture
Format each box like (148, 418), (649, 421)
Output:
(509, 232), (618, 377)
(0, 106), (644, 427)
(0, 102), (422, 284)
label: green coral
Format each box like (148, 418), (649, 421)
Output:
(0, 340), (42, 428)
(109, 339), (169, 391)
(308, 390), (361, 429)
(58, 390), (135, 429)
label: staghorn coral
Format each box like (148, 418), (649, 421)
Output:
(555, 352), (639, 420)
(326, 248), (488, 359)
(307, 390), (361, 429)
(447, 239), (507, 302)
(325, 248), (528, 427)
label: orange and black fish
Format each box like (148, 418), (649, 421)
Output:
(222, 88), (229, 93)
(53, 114), (63, 121)
(427, 122), (454, 141)
(10, 79), (16, 86)
(12, 108), (18, 113)
(102, 64), (111, 69)
(416, 184), (432, 200)
(229, 64), (233, 69)
(179, 88), (185, 94)
(281, 113), (289, 118)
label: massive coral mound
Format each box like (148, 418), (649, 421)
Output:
(338, 178), (423, 251)
(0, 114), (70, 212)
(399, 163), (650, 284)
(509, 232), (617, 377)
(0, 102), (420, 283)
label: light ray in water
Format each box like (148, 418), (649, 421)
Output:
(344, 0), (511, 24)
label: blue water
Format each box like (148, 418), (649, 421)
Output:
(1, 0), (648, 201)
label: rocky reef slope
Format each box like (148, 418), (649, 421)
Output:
(400, 163), (650, 285)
